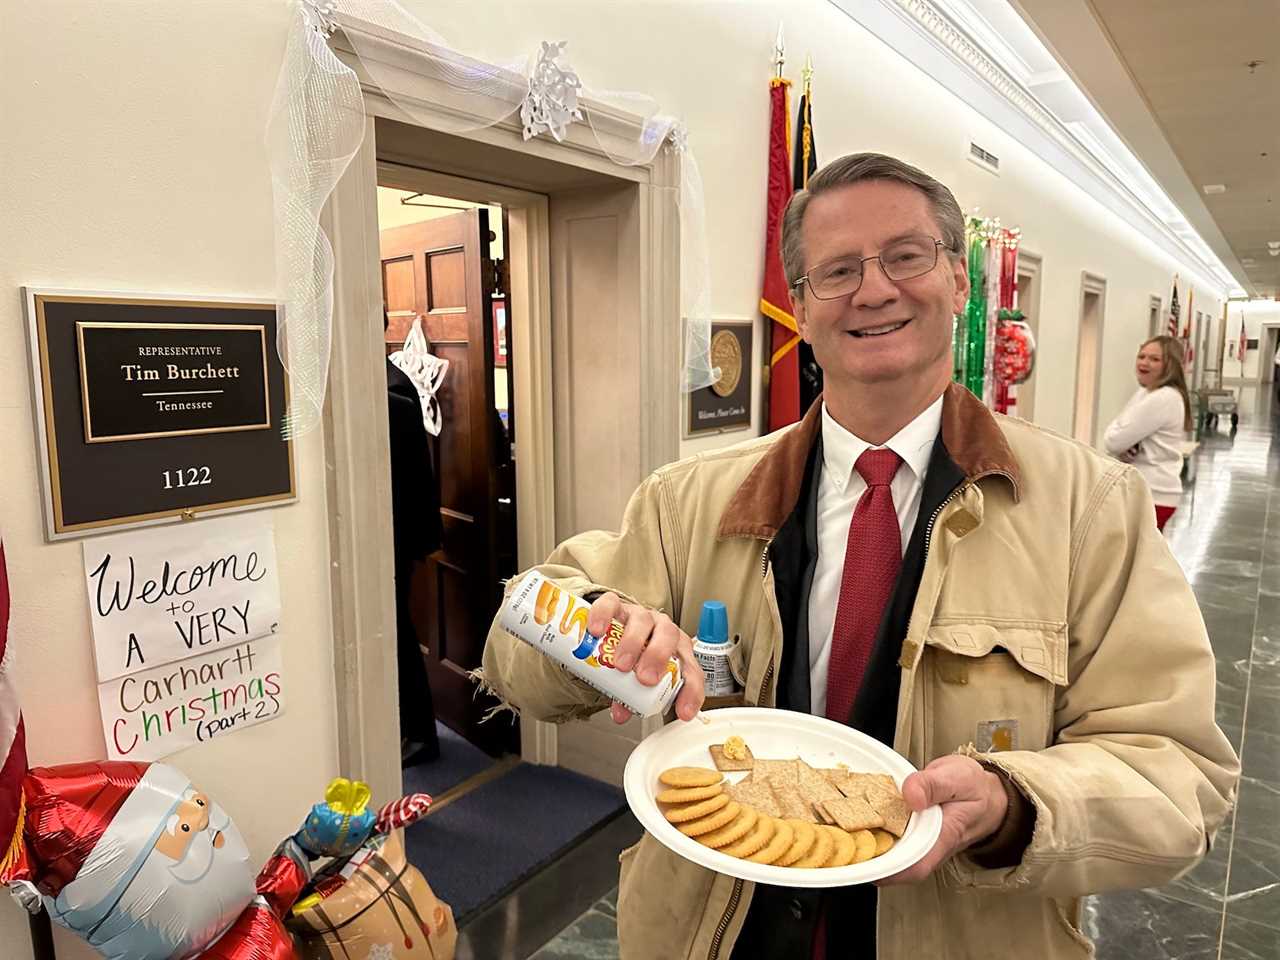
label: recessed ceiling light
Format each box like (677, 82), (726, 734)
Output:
(1203, 184), (1227, 194)
(1268, 240), (1280, 248)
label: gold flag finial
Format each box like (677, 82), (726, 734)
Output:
(773, 23), (786, 78)
(802, 54), (814, 94)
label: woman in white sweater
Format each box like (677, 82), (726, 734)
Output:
(1103, 335), (1192, 531)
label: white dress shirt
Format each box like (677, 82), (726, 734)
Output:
(808, 394), (944, 716)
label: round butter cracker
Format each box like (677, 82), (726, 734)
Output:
(824, 826), (858, 867)
(664, 792), (730, 823)
(720, 814), (776, 858)
(747, 818), (795, 864)
(776, 819), (816, 867)
(697, 806), (759, 849)
(677, 801), (741, 838)
(658, 767), (723, 788)
(791, 823), (835, 868)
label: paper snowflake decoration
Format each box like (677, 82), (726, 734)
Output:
(521, 41), (583, 142)
(367, 944), (395, 960)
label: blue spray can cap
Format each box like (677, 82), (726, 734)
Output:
(697, 601), (729, 644)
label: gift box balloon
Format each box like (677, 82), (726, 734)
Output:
(288, 830), (456, 960)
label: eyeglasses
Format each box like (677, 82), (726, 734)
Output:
(793, 236), (949, 300)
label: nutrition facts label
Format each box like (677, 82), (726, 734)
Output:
(694, 641), (738, 697)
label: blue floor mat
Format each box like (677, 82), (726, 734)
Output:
(401, 721), (496, 798)
(404, 762), (626, 923)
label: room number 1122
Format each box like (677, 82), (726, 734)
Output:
(163, 466), (212, 489)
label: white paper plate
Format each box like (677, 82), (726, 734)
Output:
(622, 707), (943, 887)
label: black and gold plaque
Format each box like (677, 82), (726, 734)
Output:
(25, 291), (296, 540)
(77, 322), (271, 442)
(687, 320), (753, 437)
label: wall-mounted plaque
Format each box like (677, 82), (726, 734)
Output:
(686, 320), (754, 437)
(77, 322), (271, 442)
(25, 290), (296, 541)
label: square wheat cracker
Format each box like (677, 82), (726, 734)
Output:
(725, 780), (784, 819)
(708, 743), (755, 772)
(749, 759), (800, 786)
(772, 784), (820, 823)
(819, 797), (885, 832)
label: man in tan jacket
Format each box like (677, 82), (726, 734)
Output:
(481, 153), (1239, 959)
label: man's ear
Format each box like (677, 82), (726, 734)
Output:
(950, 253), (970, 315)
(790, 287), (810, 342)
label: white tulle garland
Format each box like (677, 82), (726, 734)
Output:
(266, 0), (717, 436)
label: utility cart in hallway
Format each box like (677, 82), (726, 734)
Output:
(1197, 371), (1239, 433)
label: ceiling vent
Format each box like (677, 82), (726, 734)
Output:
(968, 142), (1000, 175)
(1202, 184), (1227, 195)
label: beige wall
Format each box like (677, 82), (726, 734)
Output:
(0, 3), (340, 956)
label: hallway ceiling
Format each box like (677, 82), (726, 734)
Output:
(1011, 0), (1275, 297)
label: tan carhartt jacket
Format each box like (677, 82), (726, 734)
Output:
(481, 384), (1239, 959)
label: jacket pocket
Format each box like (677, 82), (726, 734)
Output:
(922, 621), (1066, 760)
(616, 834), (710, 960)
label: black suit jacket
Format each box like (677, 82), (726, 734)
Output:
(386, 360), (442, 573)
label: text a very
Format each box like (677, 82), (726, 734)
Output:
(82, 515), (281, 681)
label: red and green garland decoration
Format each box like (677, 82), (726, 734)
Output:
(953, 217), (1032, 414)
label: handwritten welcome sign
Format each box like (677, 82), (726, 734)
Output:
(82, 515), (281, 682)
(100, 636), (286, 761)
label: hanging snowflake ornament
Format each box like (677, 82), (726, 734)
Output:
(521, 41), (584, 142)
(668, 124), (690, 154)
(300, 0), (339, 37)
(367, 943), (395, 960)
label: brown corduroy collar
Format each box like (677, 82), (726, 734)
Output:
(716, 382), (1022, 540)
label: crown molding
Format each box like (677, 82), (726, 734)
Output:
(828, 0), (1233, 296)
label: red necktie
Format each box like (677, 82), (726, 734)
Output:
(824, 448), (902, 723)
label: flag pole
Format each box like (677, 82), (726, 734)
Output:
(763, 22), (786, 428)
(29, 911), (56, 960)
(1241, 304), (1248, 379)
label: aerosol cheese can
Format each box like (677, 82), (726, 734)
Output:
(692, 600), (738, 697)
(498, 571), (684, 717)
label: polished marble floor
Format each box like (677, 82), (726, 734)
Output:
(467, 385), (1280, 960)
(1083, 385), (1280, 960)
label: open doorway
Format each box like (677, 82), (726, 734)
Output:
(1011, 251), (1043, 422)
(377, 185), (519, 760)
(324, 43), (686, 933)
(1074, 273), (1107, 445)
(1148, 295), (1163, 339)
(1260, 325), (1280, 396)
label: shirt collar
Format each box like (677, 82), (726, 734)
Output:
(821, 392), (945, 493)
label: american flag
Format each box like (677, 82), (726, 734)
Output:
(1166, 279), (1180, 338)
(0, 539), (27, 879)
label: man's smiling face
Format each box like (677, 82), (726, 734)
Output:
(792, 180), (969, 390)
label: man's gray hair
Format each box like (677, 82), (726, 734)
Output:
(781, 153), (966, 287)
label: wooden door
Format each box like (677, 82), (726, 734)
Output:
(380, 210), (518, 756)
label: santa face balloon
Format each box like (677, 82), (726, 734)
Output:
(36, 763), (255, 960)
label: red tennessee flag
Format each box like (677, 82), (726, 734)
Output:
(762, 77), (801, 432)
(0, 539), (27, 881)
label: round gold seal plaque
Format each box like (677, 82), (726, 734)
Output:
(710, 329), (743, 398)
